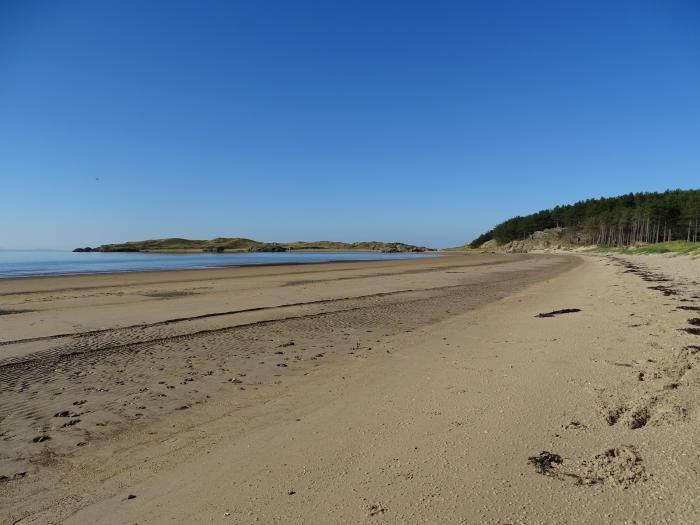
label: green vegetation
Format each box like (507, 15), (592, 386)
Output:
(592, 240), (700, 256)
(441, 244), (474, 252)
(75, 238), (432, 253)
(470, 189), (700, 248)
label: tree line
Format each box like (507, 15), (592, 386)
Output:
(470, 189), (700, 248)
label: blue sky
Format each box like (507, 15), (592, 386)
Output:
(1, 1), (699, 249)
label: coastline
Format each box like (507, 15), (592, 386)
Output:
(0, 251), (441, 282)
(0, 253), (541, 343)
(2, 252), (699, 523)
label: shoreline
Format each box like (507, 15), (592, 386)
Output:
(2, 252), (699, 523)
(0, 252), (444, 283)
(0, 252), (545, 343)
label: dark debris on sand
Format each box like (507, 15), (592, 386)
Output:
(528, 451), (563, 474)
(536, 308), (582, 318)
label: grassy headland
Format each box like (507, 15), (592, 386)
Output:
(440, 244), (474, 252)
(74, 238), (432, 254)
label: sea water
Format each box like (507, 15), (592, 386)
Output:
(0, 250), (437, 278)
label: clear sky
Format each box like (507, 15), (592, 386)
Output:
(1, 1), (699, 249)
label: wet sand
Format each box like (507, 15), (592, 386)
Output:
(1, 252), (699, 523)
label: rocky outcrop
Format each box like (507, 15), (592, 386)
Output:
(247, 244), (287, 253)
(379, 243), (430, 253)
(483, 228), (585, 253)
(479, 239), (499, 252)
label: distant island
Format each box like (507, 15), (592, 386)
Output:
(73, 238), (433, 254)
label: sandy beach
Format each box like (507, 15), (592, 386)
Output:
(1, 252), (699, 524)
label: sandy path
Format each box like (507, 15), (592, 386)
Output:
(1, 253), (699, 523)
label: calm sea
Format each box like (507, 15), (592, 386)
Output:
(0, 250), (437, 278)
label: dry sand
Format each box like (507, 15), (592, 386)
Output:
(0, 252), (698, 523)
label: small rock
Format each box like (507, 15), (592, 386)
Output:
(0, 472), (27, 483)
(367, 503), (386, 517)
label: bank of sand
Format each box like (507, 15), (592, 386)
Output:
(1, 252), (699, 523)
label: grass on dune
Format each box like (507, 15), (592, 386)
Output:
(593, 240), (700, 256)
(442, 245), (474, 252)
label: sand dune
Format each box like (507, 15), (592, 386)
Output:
(1, 253), (698, 523)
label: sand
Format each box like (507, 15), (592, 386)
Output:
(1, 252), (698, 523)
